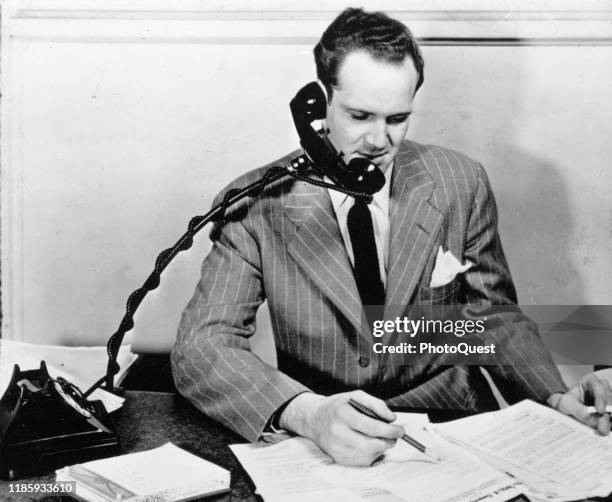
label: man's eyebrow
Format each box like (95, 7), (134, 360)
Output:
(343, 106), (413, 116)
(344, 106), (371, 114)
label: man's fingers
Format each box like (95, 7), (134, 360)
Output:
(360, 435), (397, 454)
(556, 394), (597, 426)
(556, 393), (612, 434)
(347, 433), (396, 464)
(326, 429), (396, 466)
(585, 377), (612, 435)
(349, 390), (396, 423)
(584, 376), (611, 414)
(596, 413), (611, 436)
(343, 391), (404, 439)
(578, 375), (612, 432)
(347, 409), (405, 439)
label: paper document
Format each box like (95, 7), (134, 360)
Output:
(436, 399), (612, 499)
(56, 443), (230, 501)
(231, 413), (529, 502)
(0, 340), (136, 412)
(0, 340), (137, 387)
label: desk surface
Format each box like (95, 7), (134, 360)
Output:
(0, 390), (256, 502)
(1, 391), (609, 502)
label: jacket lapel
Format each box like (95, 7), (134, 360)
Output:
(385, 142), (444, 318)
(285, 179), (364, 334)
(284, 141), (444, 336)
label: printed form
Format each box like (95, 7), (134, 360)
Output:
(230, 413), (528, 502)
(436, 400), (612, 500)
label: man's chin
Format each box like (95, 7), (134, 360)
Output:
(376, 162), (392, 174)
(370, 156), (393, 173)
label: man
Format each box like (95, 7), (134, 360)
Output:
(171, 8), (612, 466)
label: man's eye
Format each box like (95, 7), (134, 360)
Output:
(387, 115), (409, 125)
(350, 113), (369, 121)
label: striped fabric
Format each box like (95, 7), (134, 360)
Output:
(171, 140), (567, 442)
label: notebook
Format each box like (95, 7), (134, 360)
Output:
(56, 443), (230, 501)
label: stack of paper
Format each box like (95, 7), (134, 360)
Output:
(436, 400), (612, 501)
(56, 443), (230, 502)
(233, 403), (612, 502)
(231, 413), (530, 502)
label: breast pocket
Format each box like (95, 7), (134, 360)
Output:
(419, 276), (462, 304)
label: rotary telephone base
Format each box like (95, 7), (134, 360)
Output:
(0, 361), (119, 480)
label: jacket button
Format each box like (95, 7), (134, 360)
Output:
(359, 356), (370, 368)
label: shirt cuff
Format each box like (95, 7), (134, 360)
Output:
(263, 392), (311, 434)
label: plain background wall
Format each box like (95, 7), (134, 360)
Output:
(1, 1), (611, 362)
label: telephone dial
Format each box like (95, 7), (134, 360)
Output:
(289, 81), (385, 196)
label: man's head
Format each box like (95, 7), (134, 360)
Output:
(314, 8), (424, 173)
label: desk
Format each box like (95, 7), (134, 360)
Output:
(0, 391), (256, 502)
(1, 391), (609, 502)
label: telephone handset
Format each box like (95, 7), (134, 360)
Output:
(290, 81), (385, 196)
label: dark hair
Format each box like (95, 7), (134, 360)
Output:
(314, 8), (424, 99)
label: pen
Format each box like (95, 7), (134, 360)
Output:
(347, 398), (441, 463)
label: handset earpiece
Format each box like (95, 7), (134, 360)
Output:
(290, 81), (327, 143)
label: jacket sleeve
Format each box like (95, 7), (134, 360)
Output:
(171, 205), (309, 441)
(463, 165), (568, 403)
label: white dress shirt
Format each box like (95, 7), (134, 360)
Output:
(327, 165), (392, 287)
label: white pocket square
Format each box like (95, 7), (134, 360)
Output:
(430, 246), (473, 288)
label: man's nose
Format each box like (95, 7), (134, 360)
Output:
(364, 121), (389, 150)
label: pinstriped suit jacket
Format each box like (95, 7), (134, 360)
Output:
(171, 140), (567, 442)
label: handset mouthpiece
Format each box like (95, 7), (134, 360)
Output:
(345, 157), (385, 195)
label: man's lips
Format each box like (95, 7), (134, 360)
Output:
(357, 152), (387, 159)
(356, 152), (388, 164)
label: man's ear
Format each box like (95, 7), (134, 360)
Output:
(316, 79), (329, 105)
(316, 79), (330, 130)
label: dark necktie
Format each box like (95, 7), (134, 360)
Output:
(347, 197), (385, 322)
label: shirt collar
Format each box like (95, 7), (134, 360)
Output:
(327, 163), (393, 215)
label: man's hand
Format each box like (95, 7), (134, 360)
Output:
(547, 369), (612, 435)
(279, 390), (405, 466)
